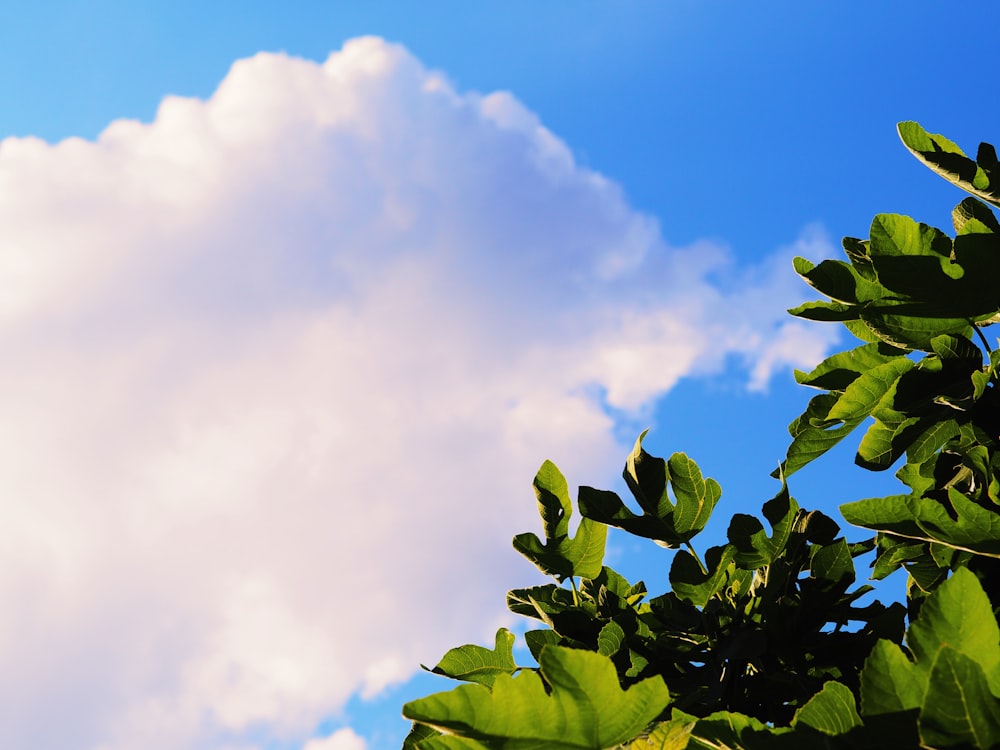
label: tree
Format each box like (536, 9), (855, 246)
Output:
(400, 122), (1000, 749)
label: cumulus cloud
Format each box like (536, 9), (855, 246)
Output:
(0, 37), (837, 750)
(303, 728), (367, 750)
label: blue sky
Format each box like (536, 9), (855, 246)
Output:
(0, 4), (997, 750)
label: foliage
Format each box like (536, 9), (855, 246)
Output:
(400, 122), (1000, 748)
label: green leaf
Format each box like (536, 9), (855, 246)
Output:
(513, 461), (607, 581)
(858, 570), (1000, 748)
(930, 333), (982, 363)
(919, 647), (1000, 749)
(627, 716), (695, 749)
(869, 213), (952, 259)
(860, 639), (922, 716)
(404, 722), (446, 750)
(597, 621), (626, 658)
(791, 680), (862, 735)
(787, 299), (857, 322)
(417, 736), (489, 750)
(580, 439), (719, 548)
(903, 418), (960, 465)
(794, 342), (903, 392)
(855, 418), (919, 471)
(826, 358), (914, 422)
(859, 308), (972, 352)
(524, 629), (560, 663)
(793, 256), (877, 305)
(578, 486), (680, 547)
(906, 567), (1000, 690)
(670, 545), (736, 608)
(841, 492), (1000, 558)
(727, 483), (799, 568)
(952, 197), (1000, 235)
(683, 710), (791, 749)
(870, 535), (926, 580)
(624, 430), (671, 518)
(402, 646), (670, 749)
(810, 539), (855, 586)
(427, 629), (519, 688)
(898, 122), (1000, 208)
(779, 393), (865, 477)
(667, 453), (721, 540)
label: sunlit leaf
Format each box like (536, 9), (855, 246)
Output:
(898, 121), (1000, 208)
(513, 461), (607, 581)
(791, 680), (861, 735)
(403, 646), (670, 749)
(427, 629), (519, 688)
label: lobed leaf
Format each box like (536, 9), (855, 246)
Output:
(727, 483), (799, 568)
(427, 629), (519, 688)
(842, 492), (1000, 558)
(669, 545), (736, 608)
(513, 461), (607, 581)
(667, 453), (721, 540)
(403, 646), (670, 749)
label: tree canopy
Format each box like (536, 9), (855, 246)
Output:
(400, 122), (1000, 749)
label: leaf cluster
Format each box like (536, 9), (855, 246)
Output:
(400, 123), (1000, 748)
(781, 123), (1000, 610)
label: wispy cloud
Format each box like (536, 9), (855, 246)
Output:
(0, 37), (836, 749)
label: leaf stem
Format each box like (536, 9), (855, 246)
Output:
(569, 576), (580, 607)
(973, 322), (993, 353)
(684, 541), (709, 575)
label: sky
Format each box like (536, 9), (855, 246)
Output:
(0, 3), (998, 749)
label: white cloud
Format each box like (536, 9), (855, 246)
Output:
(303, 728), (367, 750)
(0, 37), (836, 750)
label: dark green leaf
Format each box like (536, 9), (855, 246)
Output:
(904, 419), (960, 465)
(684, 709), (792, 749)
(898, 122), (1000, 208)
(727, 483), (799, 568)
(524, 629), (560, 663)
(624, 430), (671, 518)
(953, 197), (1000, 235)
(793, 256), (876, 305)
(810, 539), (855, 585)
(787, 300), (858, 321)
(670, 545), (736, 608)
(668, 453), (721, 539)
